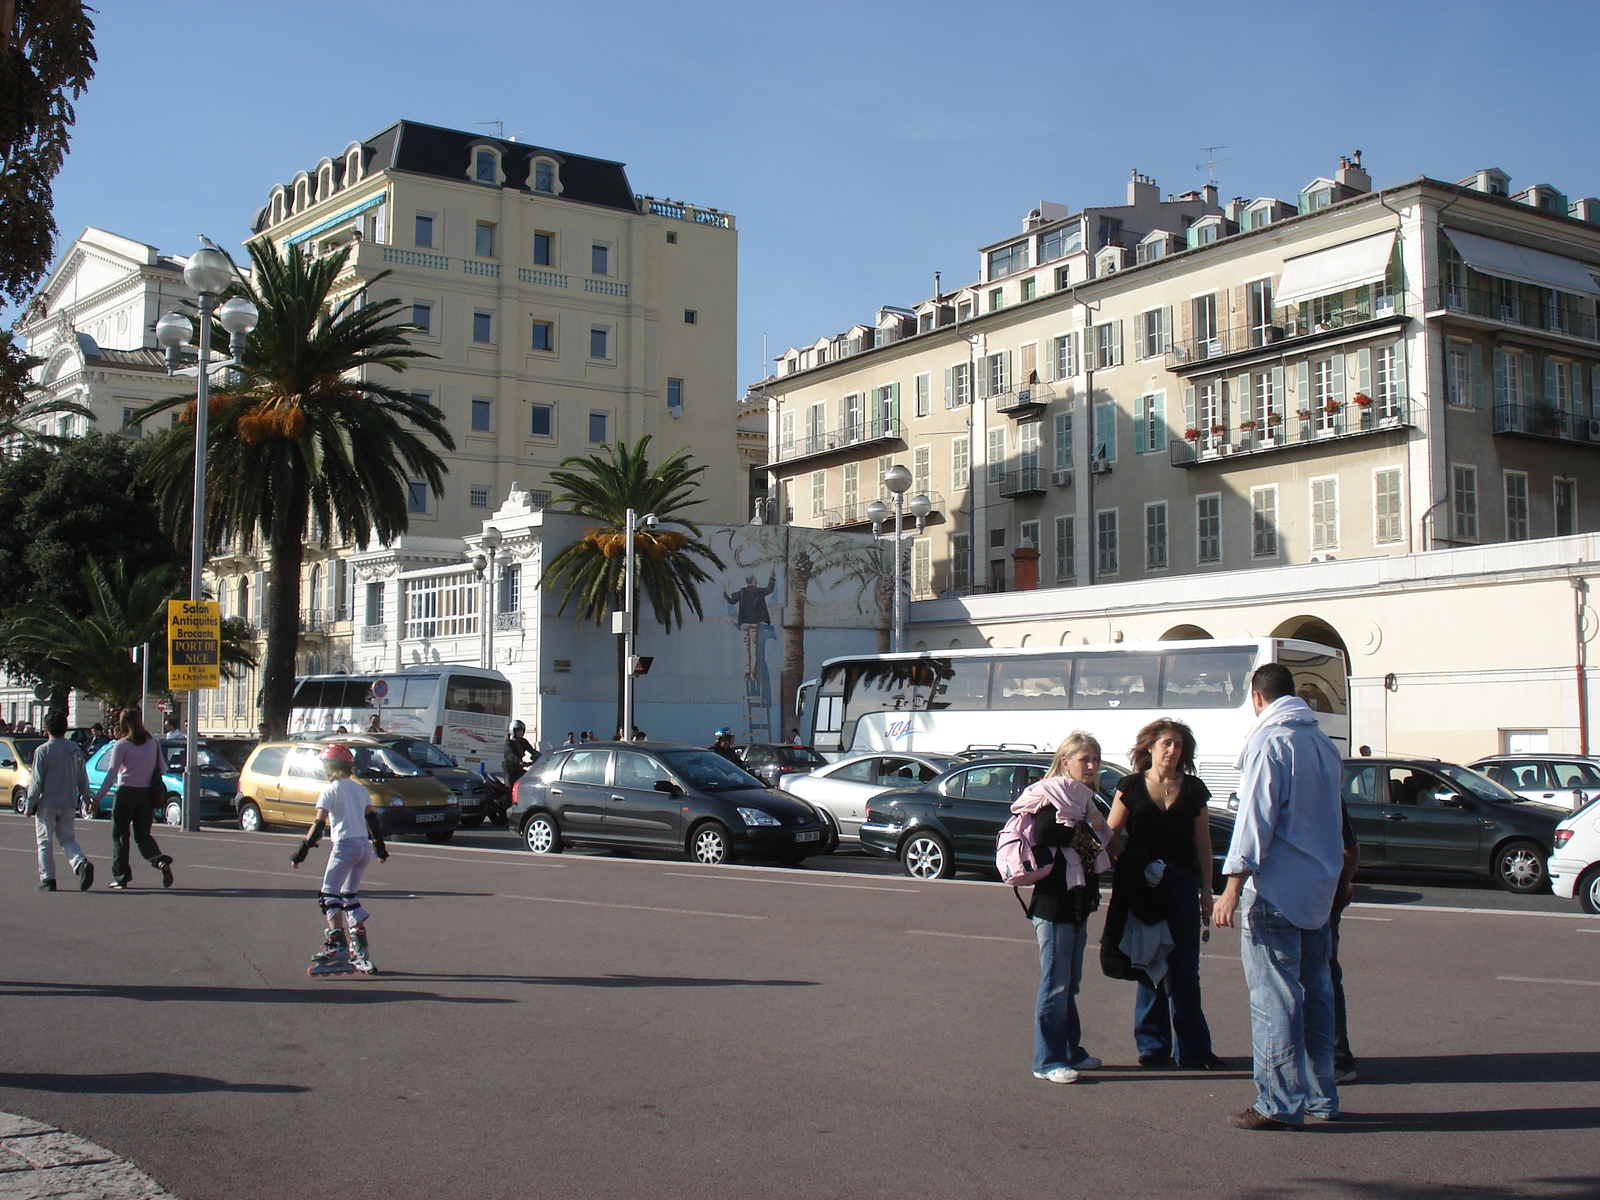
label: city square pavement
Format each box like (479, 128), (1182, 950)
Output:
(0, 814), (1596, 1200)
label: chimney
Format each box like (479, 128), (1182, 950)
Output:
(1336, 150), (1371, 194)
(1225, 196), (1249, 223)
(1127, 170), (1159, 209)
(1201, 183), (1219, 208)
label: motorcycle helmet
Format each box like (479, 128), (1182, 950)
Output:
(321, 744), (355, 765)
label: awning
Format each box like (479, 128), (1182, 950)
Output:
(1274, 231), (1396, 305)
(284, 191), (388, 246)
(1443, 228), (1600, 297)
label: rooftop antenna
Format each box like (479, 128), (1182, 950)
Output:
(934, 270), (942, 299)
(1196, 145), (1231, 187)
(478, 120), (505, 139)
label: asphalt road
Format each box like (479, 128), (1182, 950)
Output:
(1, 812), (1597, 1200)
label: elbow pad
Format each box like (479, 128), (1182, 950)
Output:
(365, 811), (388, 860)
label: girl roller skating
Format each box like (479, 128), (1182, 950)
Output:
(292, 743), (388, 976)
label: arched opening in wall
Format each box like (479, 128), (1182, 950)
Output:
(1270, 615), (1352, 714)
(1160, 623), (1213, 641)
(948, 639), (963, 650)
(1058, 631), (1075, 645)
(1019, 634), (1032, 647)
(914, 640), (928, 652)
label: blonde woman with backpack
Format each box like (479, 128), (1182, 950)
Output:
(1009, 732), (1114, 1084)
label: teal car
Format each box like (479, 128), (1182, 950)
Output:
(84, 739), (240, 825)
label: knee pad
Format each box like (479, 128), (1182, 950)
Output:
(340, 892), (361, 911)
(319, 891), (341, 914)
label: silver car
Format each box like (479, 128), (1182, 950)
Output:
(1470, 755), (1600, 812)
(780, 752), (960, 848)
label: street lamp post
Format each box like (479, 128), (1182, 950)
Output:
(868, 466), (931, 654)
(619, 509), (657, 739)
(472, 527), (503, 671)
(155, 238), (256, 831)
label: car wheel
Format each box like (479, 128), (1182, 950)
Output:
(900, 831), (954, 880)
(815, 810), (841, 855)
(424, 830), (454, 843)
(688, 821), (732, 866)
(1576, 865), (1600, 915)
(1493, 839), (1548, 893)
(523, 812), (561, 855)
(238, 801), (266, 833)
(10, 787), (24, 815)
(460, 815), (485, 828)
(164, 797), (183, 827)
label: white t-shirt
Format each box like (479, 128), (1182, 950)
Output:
(316, 778), (372, 842)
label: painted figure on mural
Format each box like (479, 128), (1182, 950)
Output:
(724, 572), (776, 683)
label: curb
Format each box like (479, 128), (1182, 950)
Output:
(0, 1111), (174, 1199)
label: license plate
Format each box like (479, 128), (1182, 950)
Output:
(795, 831), (820, 843)
(415, 812), (445, 823)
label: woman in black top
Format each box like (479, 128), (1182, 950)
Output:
(1106, 719), (1225, 1070)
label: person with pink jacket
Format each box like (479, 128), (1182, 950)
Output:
(91, 709), (173, 890)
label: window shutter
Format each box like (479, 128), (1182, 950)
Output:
(1295, 361), (1309, 412)
(1493, 349), (1508, 408)
(1133, 395), (1147, 453)
(1331, 353), (1346, 406)
(944, 366), (955, 408)
(1162, 306), (1173, 353)
(1271, 366), (1286, 417)
(1019, 342), (1037, 383)
(1003, 351), (1013, 393)
(1591, 365), (1600, 417)
(1179, 299), (1192, 349)
(1543, 356), (1558, 406)
(1220, 379), (1232, 431)
(1113, 319), (1124, 366)
(1568, 362), (1581, 412)
(1357, 347), (1371, 396)
(1523, 354), (1536, 404)
(1184, 385), (1196, 432)
(1151, 392), (1167, 451)
(1041, 343), (1056, 383)
(1393, 343), (1408, 396)
(1071, 331), (1081, 377)
(1473, 344), (1488, 409)
(890, 381), (901, 426)
(1238, 374), (1251, 422)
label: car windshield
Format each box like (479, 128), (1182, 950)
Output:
(390, 739), (457, 769)
(775, 746), (828, 767)
(352, 747), (425, 778)
(658, 750), (765, 791)
(164, 747), (236, 774)
(1435, 763), (1527, 803)
(12, 739), (43, 760)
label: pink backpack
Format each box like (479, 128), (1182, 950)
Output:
(995, 803), (1062, 887)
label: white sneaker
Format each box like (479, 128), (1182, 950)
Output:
(1032, 1066), (1081, 1084)
(1070, 1056), (1102, 1071)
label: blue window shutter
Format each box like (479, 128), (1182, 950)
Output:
(1543, 356), (1558, 405)
(1493, 350), (1508, 408)
(1151, 391), (1167, 450)
(1472, 344), (1487, 409)
(1134, 395), (1147, 453)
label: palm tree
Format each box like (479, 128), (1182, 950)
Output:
(0, 559), (256, 711)
(541, 435), (725, 731)
(136, 240), (451, 737)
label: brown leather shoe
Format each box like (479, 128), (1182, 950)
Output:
(1228, 1108), (1301, 1131)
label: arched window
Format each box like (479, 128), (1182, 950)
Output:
(317, 163), (334, 202)
(308, 564), (323, 612)
(293, 176), (309, 212)
(344, 143), (363, 186)
(270, 189), (285, 225)
(533, 160), (555, 194)
(237, 575), (250, 620)
(474, 149), (498, 184)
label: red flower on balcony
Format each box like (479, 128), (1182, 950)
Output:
(1184, 428), (1201, 440)
(1352, 392), (1374, 408)
(1323, 399), (1341, 414)
(1210, 424), (1228, 436)
(1239, 419), (1258, 431)
(1296, 409), (1313, 420)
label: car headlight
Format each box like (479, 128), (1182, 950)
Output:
(445, 794), (459, 806)
(388, 796), (405, 807)
(737, 807), (781, 827)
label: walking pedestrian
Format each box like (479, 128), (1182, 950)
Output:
(1213, 663), (1344, 1130)
(292, 744), (388, 976)
(1331, 806), (1361, 1083)
(1104, 719), (1227, 1071)
(91, 708), (174, 890)
(25, 712), (95, 891)
(1012, 732), (1114, 1084)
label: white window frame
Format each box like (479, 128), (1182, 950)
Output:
(473, 309), (494, 344)
(914, 372), (931, 418)
(1251, 485), (1278, 559)
(1054, 516), (1075, 582)
(1311, 476), (1339, 551)
(1554, 477), (1577, 536)
(530, 402), (555, 439)
(1096, 509), (1119, 577)
(1447, 340), (1470, 408)
(1374, 467), (1404, 545)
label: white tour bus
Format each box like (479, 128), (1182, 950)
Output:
(798, 638), (1348, 803)
(288, 665), (513, 767)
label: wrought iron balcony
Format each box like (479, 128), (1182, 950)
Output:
(774, 417), (905, 466)
(1429, 284), (1600, 345)
(993, 381), (1055, 418)
(1494, 403), (1600, 446)
(819, 491), (947, 531)
(998, 467), (1047, 497)
(1170, 398), (1415, 466)
(1165, 302), (1407, 375)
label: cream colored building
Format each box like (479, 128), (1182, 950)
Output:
(758, 157), (1600, 760)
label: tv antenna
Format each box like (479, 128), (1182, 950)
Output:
(478, 120), (505, 138)
(1196, 145), (1231, 186)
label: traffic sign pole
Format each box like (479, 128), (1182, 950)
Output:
(168, 600), (221, 831)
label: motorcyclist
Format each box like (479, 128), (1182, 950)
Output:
(503, 720), (538, 786)
(709, 728), (742, 766)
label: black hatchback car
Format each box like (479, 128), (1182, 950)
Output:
(736, 743), (829, 788)
(509, 742), (831, 866)
(1340, 757), (1566, 892)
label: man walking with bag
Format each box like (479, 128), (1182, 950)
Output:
(26, 712), (95, 891)
(1212, 663), (1343, 1130)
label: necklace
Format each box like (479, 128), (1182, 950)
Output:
(1146, 771), (1181, 809)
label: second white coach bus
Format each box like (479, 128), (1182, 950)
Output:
(799, 638), (1348, 802)
(288, 666), (513, 767)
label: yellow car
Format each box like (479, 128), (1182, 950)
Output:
(235, 740), (460, 842)
(1, 735), (45, 813)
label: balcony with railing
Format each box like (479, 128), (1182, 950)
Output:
(298, 609), (334, 636)
(1166, 301), (1408, 375)
(774, 417), (905, 466)
(635, 196), (735, 229)
(1494, 402), (1600, 447)
(359, 623), (388, 644)
(1170, 397), (1415, 466)
(998, 466), (1047, 497)
(993, 381), (1056, 419)
(819, 491), (947, 531)
(1428, 283), (1599, 345)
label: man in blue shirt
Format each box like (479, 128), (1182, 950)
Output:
(1213, 662), (1344, 1130)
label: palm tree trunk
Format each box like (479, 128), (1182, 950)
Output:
(259, 499), (308, 739)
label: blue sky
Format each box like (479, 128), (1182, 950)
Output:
(33, 0), (1600, 389)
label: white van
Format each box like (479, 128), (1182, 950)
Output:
(288, 666), (512, 767)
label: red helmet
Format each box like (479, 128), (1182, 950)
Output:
(321, 744), (355, 765)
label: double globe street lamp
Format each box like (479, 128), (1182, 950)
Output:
(154, 238), (258, 831)
(867, 465), (931, 655)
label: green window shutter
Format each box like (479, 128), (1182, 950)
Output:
(944, 366), (954, 408)
(1184, 385), (1197, 432)
(1493, 350), (1508, 408)
(1133, 395), (1147, 453)
(1296, 361), (1310, 412)
(1220, 379), (1232, 432)
(1113, 319), (1124, 366)
(1271, 366), (1286, 418)
(1357, 347), (1371, 396)
(1472, 344), (1487, 409)
(890, 381), (901, 426)
(1162, 307), (1173, 353)
(1152, 391), (1167, 451)
(1543, 356), (1558, 405)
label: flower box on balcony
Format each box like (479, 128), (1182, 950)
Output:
(1184, 428), (1202, 441)
(1323, 400), (1342, 415)
(1352, 392), (1374, 409)
(1296, 410), (1313, 421)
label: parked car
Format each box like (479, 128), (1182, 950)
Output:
(325, 734), (490, 826)
(1341, 757), (1565, 893)
(200, 736), (260, 771)
(509, 741), (830, 866)
(0, 735), (45, 813)
(235, 740), (459, 841)
(858, 755), (1157, 880)
(779, 751), (960, 848)
(1548, 798), (1600, 913)
(735, 743), (829, 788)
(1469, 755), (1600, 812)
(84, 740), (240, 825)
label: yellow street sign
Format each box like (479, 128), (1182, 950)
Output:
(167, 600), (221, 690)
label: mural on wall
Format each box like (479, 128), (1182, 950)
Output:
(708, 526), (889, 741)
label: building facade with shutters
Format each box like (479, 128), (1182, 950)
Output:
(757, 158), (1600, 759)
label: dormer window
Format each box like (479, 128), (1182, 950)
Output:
(317, 164), (335, 202)
(345, 147), (363, 186)
(473, 148), (501, 185)
(533, 160), (555, 194)
(293, 176), (309, 212)
(270, 189), (286, 225)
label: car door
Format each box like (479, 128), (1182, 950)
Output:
(1548, 760), (1600, 810)
(1481, 759), (1548, 804)
(551, 749), (612, 840)
(0, 738), (22, 804)
(938, 763), (1020, 862)
(278, 747), (328, 828)
(1340, 762), (1387, 864)
(1381, 766), (1483, 868)
(802, 757), (878, 839)
(243, 745), (288, 820)
(607, 750), (682, 847)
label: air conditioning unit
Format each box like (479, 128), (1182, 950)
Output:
(1308, 553), (1337, 563)
(1217, 443), (1235, 456)
(1587, 418), (1600, 439)
(1051, 469), (1073, 487)
(1090, 459), (1112, 476)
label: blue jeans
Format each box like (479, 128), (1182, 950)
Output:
(1330, 907), (1354, 1067)
(1032, 915), (1091, 1073)
(1133, 866), (1215, 1064)
(1239, 889), (1337, 1123)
